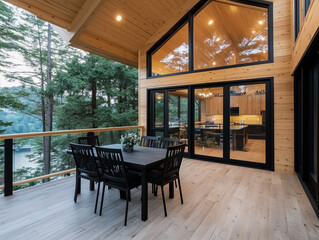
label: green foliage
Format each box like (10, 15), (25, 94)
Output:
(0, 1), (25, 68)
(0, 4), (138, 192)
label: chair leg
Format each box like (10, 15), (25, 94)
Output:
(124, 190), (129, 226)
(154, 185), (158, 196)
(94, 182), (100, 214)
(161, 185), (167, 217)
(74, 176), (78, 203)
(99, 182), (106, 216)
(177, 176), (183, 205)
(175, 179), (177, 188)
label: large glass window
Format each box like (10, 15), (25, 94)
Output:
(194, 0), (268, 70)
(151, 24), (189, 76)
(148, 0), (271, 77)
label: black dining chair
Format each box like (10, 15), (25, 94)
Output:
(148, 143), (185, 217)
(78, 132), (100, 146)
(157, 137), (180, 149)
(70, 143), (102, 214)
(95, 147), (141, 226)
(139, 136), (160, 148)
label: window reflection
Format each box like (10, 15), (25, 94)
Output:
(152, 24), (189, 76)
(194, 0), (268, 70)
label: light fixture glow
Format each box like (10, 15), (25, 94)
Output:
(252, 30), (256, 34)
(258, 20), (264, 25)
(261, 37), (265, 41)
(116, 15), (122, 22)
(213, 62), (216, 66)
(208, 20), (214, 25)
(216, 37), (220, 42)
(263, 50), (266, 53)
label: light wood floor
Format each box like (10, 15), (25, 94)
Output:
(195, 139), (266, 163)
(0, 159), (319, 240)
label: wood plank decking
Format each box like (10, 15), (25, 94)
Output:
(0, 159), (318, 240)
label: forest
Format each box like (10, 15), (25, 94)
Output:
(0, 2), (138, 191)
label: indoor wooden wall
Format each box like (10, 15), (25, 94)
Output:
(138, 0), (294, 173)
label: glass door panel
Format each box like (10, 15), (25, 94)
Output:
(168, 89), (188, 152)
(194, 87), (223, 158)
(229, 84), (266, 163)
(154, 92), (164, 128)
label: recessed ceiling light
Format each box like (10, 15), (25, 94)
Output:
(116, 15), (122, 22)
(232, 53), (235, 56)
(216, 37), (220, 42)
(213, 62), (216, 66)
(263, 50), (266, 53)
(261, 37), (265, 41)
(208, 20), (214, 25)
(252, 30), (256, 34)
(258, 20), (264, 25)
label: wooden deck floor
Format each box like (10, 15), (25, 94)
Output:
(1, 159), (319, 240)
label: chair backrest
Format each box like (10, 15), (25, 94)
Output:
(95, 147), (127, 184)
(163, 143), (185, 176)
(158, 137), (180, 149)
(78, 135), (100, 146)
(70, 143), (99, 177)
(139, 136), (160, 148)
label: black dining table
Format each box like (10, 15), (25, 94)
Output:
(68, 144), (173, 221)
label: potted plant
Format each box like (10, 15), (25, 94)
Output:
(120, 133), (139, 152)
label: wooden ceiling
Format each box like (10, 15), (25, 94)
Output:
(5, 0), (194, 67)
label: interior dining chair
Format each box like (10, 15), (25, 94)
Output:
(95, 147), (141, 226)
(139, 136), (160, 148)
(148, 143), (185, 217)
(70, 142), (102, 214)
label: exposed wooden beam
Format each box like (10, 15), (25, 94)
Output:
(68, 0), (105, 33)
(76, 32), (138, 66)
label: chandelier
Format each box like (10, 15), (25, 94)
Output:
(196, 88), (214, 99)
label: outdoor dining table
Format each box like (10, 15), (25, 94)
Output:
(68, 144), (174, 221)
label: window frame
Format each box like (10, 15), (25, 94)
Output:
(147, 0), (274, 79)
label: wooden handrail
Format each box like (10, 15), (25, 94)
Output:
(0, 125), (146, 195)
(0, 125), (145, 140)
(0, 168), (76, 190)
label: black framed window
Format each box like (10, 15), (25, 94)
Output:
(294, 0), (300, 41)
(147, 0), (273, 78)
(305, 0), (311, 16)
(148, 78), (274, 171)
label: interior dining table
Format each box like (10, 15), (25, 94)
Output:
(68, 143), (174, 221)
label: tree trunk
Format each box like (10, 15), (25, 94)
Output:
(43, 24), (53, 182)
(92, 79), (97, 128)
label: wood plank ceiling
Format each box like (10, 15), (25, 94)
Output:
(5, 0), (193, 67)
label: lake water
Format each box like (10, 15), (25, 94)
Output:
(13, 150), (36, 170)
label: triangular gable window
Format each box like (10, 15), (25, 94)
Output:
(148, 0), (272, 78)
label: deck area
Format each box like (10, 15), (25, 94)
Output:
(1, 159), (319, 240)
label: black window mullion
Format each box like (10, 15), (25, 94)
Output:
(223, 86), (230, 162)
(189, 86), (195, 157)
(188, 12), (194, 72)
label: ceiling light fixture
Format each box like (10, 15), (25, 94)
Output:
(116, 15), (122, 22)
(258, 20), (264, 25)
(213, 62), (216, 66)
(216, 37), (220, 42)
(208, 20), (214, 25)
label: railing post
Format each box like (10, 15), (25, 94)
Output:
(4, 139), (13, 196)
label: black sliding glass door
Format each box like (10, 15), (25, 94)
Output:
(148, 79), (273, 170)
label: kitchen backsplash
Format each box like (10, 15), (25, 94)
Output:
(207, 115), (263, 125)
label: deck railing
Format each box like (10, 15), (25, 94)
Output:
(0, 126), (145, 196)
